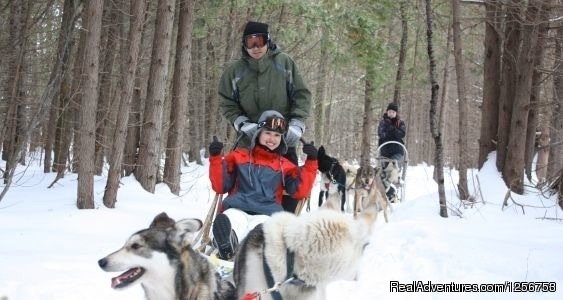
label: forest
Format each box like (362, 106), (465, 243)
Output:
(0, 0), (561, 213)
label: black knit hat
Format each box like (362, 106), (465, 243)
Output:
(243, 21), (269, 37)
(387, 102), (399, 112)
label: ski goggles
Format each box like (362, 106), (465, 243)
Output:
(244, 34), (268, 49)
(258, 116), (287, 134)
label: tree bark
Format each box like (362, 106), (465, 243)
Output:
(360, 64), (375, 168)
(52, 0), (80, 179)
(163, 0), (194, 195)
(496, 0), (521, 172)
(94, 0), (122, 175)
(548, 17), (563, 179)
(478, 0), (501, 168)
(2, 0), (29, 181)
(525, 3), (550, 182)
(77, 0), (103, 209)
(438, 24), (452, 167)
(103, 0), (146, 208)
(135, 0), (176, 192)
(503, 0), (542, 194)
(393, 0), (408, 105)
(43, 0), (80, 176)
(314, 26), (329, 145)
(425, 0), (448, 217)
(451, 0), (469, 200)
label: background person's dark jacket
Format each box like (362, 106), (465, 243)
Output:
(377, 113), (406, 159)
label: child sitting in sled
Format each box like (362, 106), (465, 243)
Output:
(208, 110), (318, 260)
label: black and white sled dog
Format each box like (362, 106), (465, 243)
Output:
(98, 212), (235, 300)
(317, 146), (347, 211)
(233, 191), (378, 300)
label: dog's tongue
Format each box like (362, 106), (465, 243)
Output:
(111, 268), (142, 289)
(111, 276), (122, 289)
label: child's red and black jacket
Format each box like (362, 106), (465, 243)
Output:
(209, 145), (317, 216)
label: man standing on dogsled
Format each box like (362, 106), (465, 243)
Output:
(378, 102), (406, 201)
(218, 21), (312, 214)
(208, 110), (318, 260)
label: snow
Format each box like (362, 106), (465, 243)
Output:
(1, 152), (562, 299)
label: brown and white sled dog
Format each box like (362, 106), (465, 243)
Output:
(98, 212), (235, 300)
(353, 165), (390, 222)
(233, 192), (378, 300)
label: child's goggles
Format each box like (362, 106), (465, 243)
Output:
(258, 116), (287, 134)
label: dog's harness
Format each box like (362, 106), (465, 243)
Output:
(242, 246), (305, 300)
(345, 176), (371, 192)
(323, 160), (348, 191)
(326, 161), (338, 184)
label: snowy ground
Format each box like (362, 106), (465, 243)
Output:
(0, 153), (562, 299)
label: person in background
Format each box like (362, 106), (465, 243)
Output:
(377, 102), (406, 201)
(208, 110), (318, 260)
(218, 21), (312, 213)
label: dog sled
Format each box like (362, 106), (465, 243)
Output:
(375, 141), (408, 203)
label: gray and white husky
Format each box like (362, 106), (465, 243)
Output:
(233, 192), (378, 300)
(98, 212), (235, 300)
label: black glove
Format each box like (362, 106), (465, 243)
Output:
(209, 136), (223, 156)
(302, 142), (317, 160)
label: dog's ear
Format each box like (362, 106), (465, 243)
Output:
(175, 218), (203, 233)
(150, 212), (176, 229)
(168, 218), (203, 248)
(318, 146), (326, 157)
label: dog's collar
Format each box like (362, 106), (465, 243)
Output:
(327, 161), (338, 183)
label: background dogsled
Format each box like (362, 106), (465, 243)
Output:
(375, 141), (408, 203)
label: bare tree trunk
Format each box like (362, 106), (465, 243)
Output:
(94, 0), (121, 175)
(525, 4), (550, 182)
(406, 12), (421, 164)
(103, 0), (146, 208)
(45, 0), (79, 175)
(163, 0), (193, 195)
(69, 15), (88, 173)
(478, 0), (502, 168)
(393, 0), (408, 105)
(314, 26), (328, 145)
(497, 1), (521, 172)
(548, 14), (563, 179)
(425, 0), (447, 217)
(205, 38), (219, 142)
(77, 0), (103, 209)
(451, 0), (469, 200)
(360, 64), (375, 167)
(438, 24), (452, 163)
(123, 84), (142, 175)
(188, 35), (205, 165)
(0, 2), (27, 147)
(135, 0), (176, 192)
(2, 0), (29, 182)
(503, 0), (543, 194)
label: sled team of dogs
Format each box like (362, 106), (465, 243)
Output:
(317, 145), (400, 221)
(98, 148), (398, 300)
(98, 197), (379, 299)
